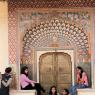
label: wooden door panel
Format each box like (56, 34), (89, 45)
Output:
(39, 53), (55, 91)
(39, 52), (72, 91)
(40, 75), (54, 84)
(56, 53), (72, 92)
(58, 83), (71, 92)
(57, 53), (71, 73)
(58, 74), (71, 83)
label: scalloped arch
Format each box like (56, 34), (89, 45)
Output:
(23, 18), (89, 55)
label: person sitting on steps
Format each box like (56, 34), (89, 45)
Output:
(20, 66), (45, 95)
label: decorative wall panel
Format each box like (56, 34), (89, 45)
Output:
(17, 9), (92, 65)
(8, 0), (95, 8)
(8, 0), (95, 89)
(8, 0), (94, 65)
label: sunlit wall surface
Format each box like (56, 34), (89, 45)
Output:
(0, 1), (8, 73)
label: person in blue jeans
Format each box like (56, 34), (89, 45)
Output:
(69, 66), (89, 95)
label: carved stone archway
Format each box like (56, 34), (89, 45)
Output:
(23, 18), (89, 57)
(22, 18), (91, 86)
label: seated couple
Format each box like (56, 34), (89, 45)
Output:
(49, 85), (70, 95)
(20, 66), (45, 95)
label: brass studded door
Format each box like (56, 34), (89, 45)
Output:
(39, 52), (72, 92)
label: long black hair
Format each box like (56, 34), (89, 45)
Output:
(21, 66), (28, 76)
(49, 85), (57, 95)
(63, 88), (69, 95)
(77, 66), (84, 78)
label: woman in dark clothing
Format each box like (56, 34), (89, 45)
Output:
(49, 86), (57, 95)
(0, 67), (12, 95)
(61, 88), (69, 95)
(20, 66), (45, 95)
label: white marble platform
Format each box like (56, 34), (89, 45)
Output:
(10, 90), (36, 95)
(77, 88), (95, 95)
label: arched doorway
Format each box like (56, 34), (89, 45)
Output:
(20, 18), (91, 89)
(39, 52), (72, 92)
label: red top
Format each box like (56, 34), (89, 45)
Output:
(77, 72), (88, 86)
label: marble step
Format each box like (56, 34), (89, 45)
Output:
(77, 88), (95, 95)
(10, 90), (37, 95)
